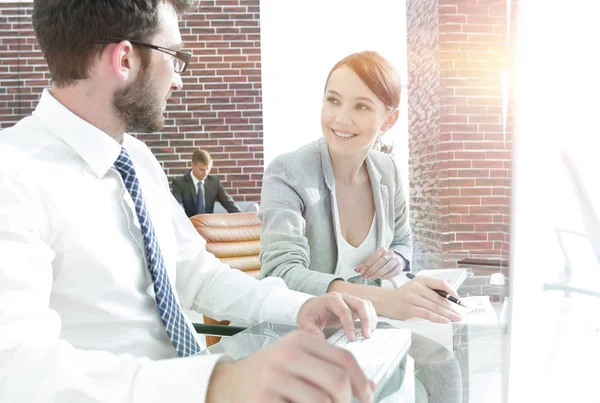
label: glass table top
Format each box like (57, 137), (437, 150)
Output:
(203, 320), (506, 403)
(203, 271), (508, 403)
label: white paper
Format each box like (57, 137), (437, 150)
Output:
(456, 295), (498, 325)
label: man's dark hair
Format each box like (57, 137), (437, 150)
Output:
(32, 0), (195, 87)
(192, 150), (212, 165)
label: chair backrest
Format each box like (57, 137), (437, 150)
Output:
(189, 211), (262, 346)
(190, 211), (262, 278)
(213, 201), (260, 214)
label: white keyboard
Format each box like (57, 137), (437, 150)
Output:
(416, 268), (467, 290)
(327, 328), (411, 384)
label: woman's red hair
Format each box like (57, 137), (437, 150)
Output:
(325, 51), (401, 110)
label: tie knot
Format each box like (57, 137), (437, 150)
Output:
(114, 147), (135, 176)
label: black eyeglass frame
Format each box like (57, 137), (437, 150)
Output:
(95, 37), (191, 73)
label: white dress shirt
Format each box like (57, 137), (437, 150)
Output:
(0, 89), (311, 403)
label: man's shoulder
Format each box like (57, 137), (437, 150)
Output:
(172, 172), (191, 186)
(0, 116), (63, 175)
(0, 142), (33, 177)
(206, 174), (220, 183)
(2, 115), (53, 149)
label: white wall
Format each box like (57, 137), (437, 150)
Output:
(507, 1), (600, 401)
(259, 0), (408, 177)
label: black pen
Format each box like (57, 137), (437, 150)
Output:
(405, 272), (467, 307)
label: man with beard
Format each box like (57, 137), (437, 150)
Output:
(0, 1), (377, 402)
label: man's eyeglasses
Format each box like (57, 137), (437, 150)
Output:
(95, 37), (191, 73)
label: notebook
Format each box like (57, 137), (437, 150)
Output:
(455, 295), (498, 325)
(416, 268), (468, 290)
(386, 268), (468, 290)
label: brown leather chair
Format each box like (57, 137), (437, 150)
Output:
(189, 211), (262, 346)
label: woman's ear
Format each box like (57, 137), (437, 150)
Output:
(380, 109), (400, 133)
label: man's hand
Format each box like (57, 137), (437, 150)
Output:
(354, 247), (406, 281)
(206, 331), (376, 403)
(296, 292), (377, 341)
(378, 275), (463, 323)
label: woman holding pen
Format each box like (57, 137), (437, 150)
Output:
(259, 51), (463, 323)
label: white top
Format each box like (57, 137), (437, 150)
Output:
(335, 215), (378, 280)
(0, 89), (311, 403)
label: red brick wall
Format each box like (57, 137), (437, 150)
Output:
(407, 0), (515, 264)
(406, 0), (445, 263)
(0, 0), (263, 202)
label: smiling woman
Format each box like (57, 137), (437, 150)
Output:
(321, 51), (401, 159)
(258, 51), (463, 325)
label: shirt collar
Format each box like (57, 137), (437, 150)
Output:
(33, 89), (123, 178)
(190, 171), (204, 187)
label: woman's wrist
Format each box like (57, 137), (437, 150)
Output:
(326, 279), (345, 293)
(327, 279), (389, 316)
(392, 251), (409, 272)
(369, 287), (391, 316)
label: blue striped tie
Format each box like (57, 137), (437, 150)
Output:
(114, 147), (201, 357)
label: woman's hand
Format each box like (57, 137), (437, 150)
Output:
(354, 247), (406, 281)
(377, 275), (463, 323)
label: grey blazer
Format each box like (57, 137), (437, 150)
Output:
(259, 138), (412, 296)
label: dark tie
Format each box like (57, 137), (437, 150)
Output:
(113, 147), (201, 357)
(196, 182), (205, 214)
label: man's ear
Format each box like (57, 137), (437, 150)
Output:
(380, 109), (400, 133)
(110, 41), (137, 82)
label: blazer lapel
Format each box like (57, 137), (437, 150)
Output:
(319, 139), (342, 273)
(184, 172), (197, 204)
(319, 138), (336, 192)
(365, 155), (389, 248)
